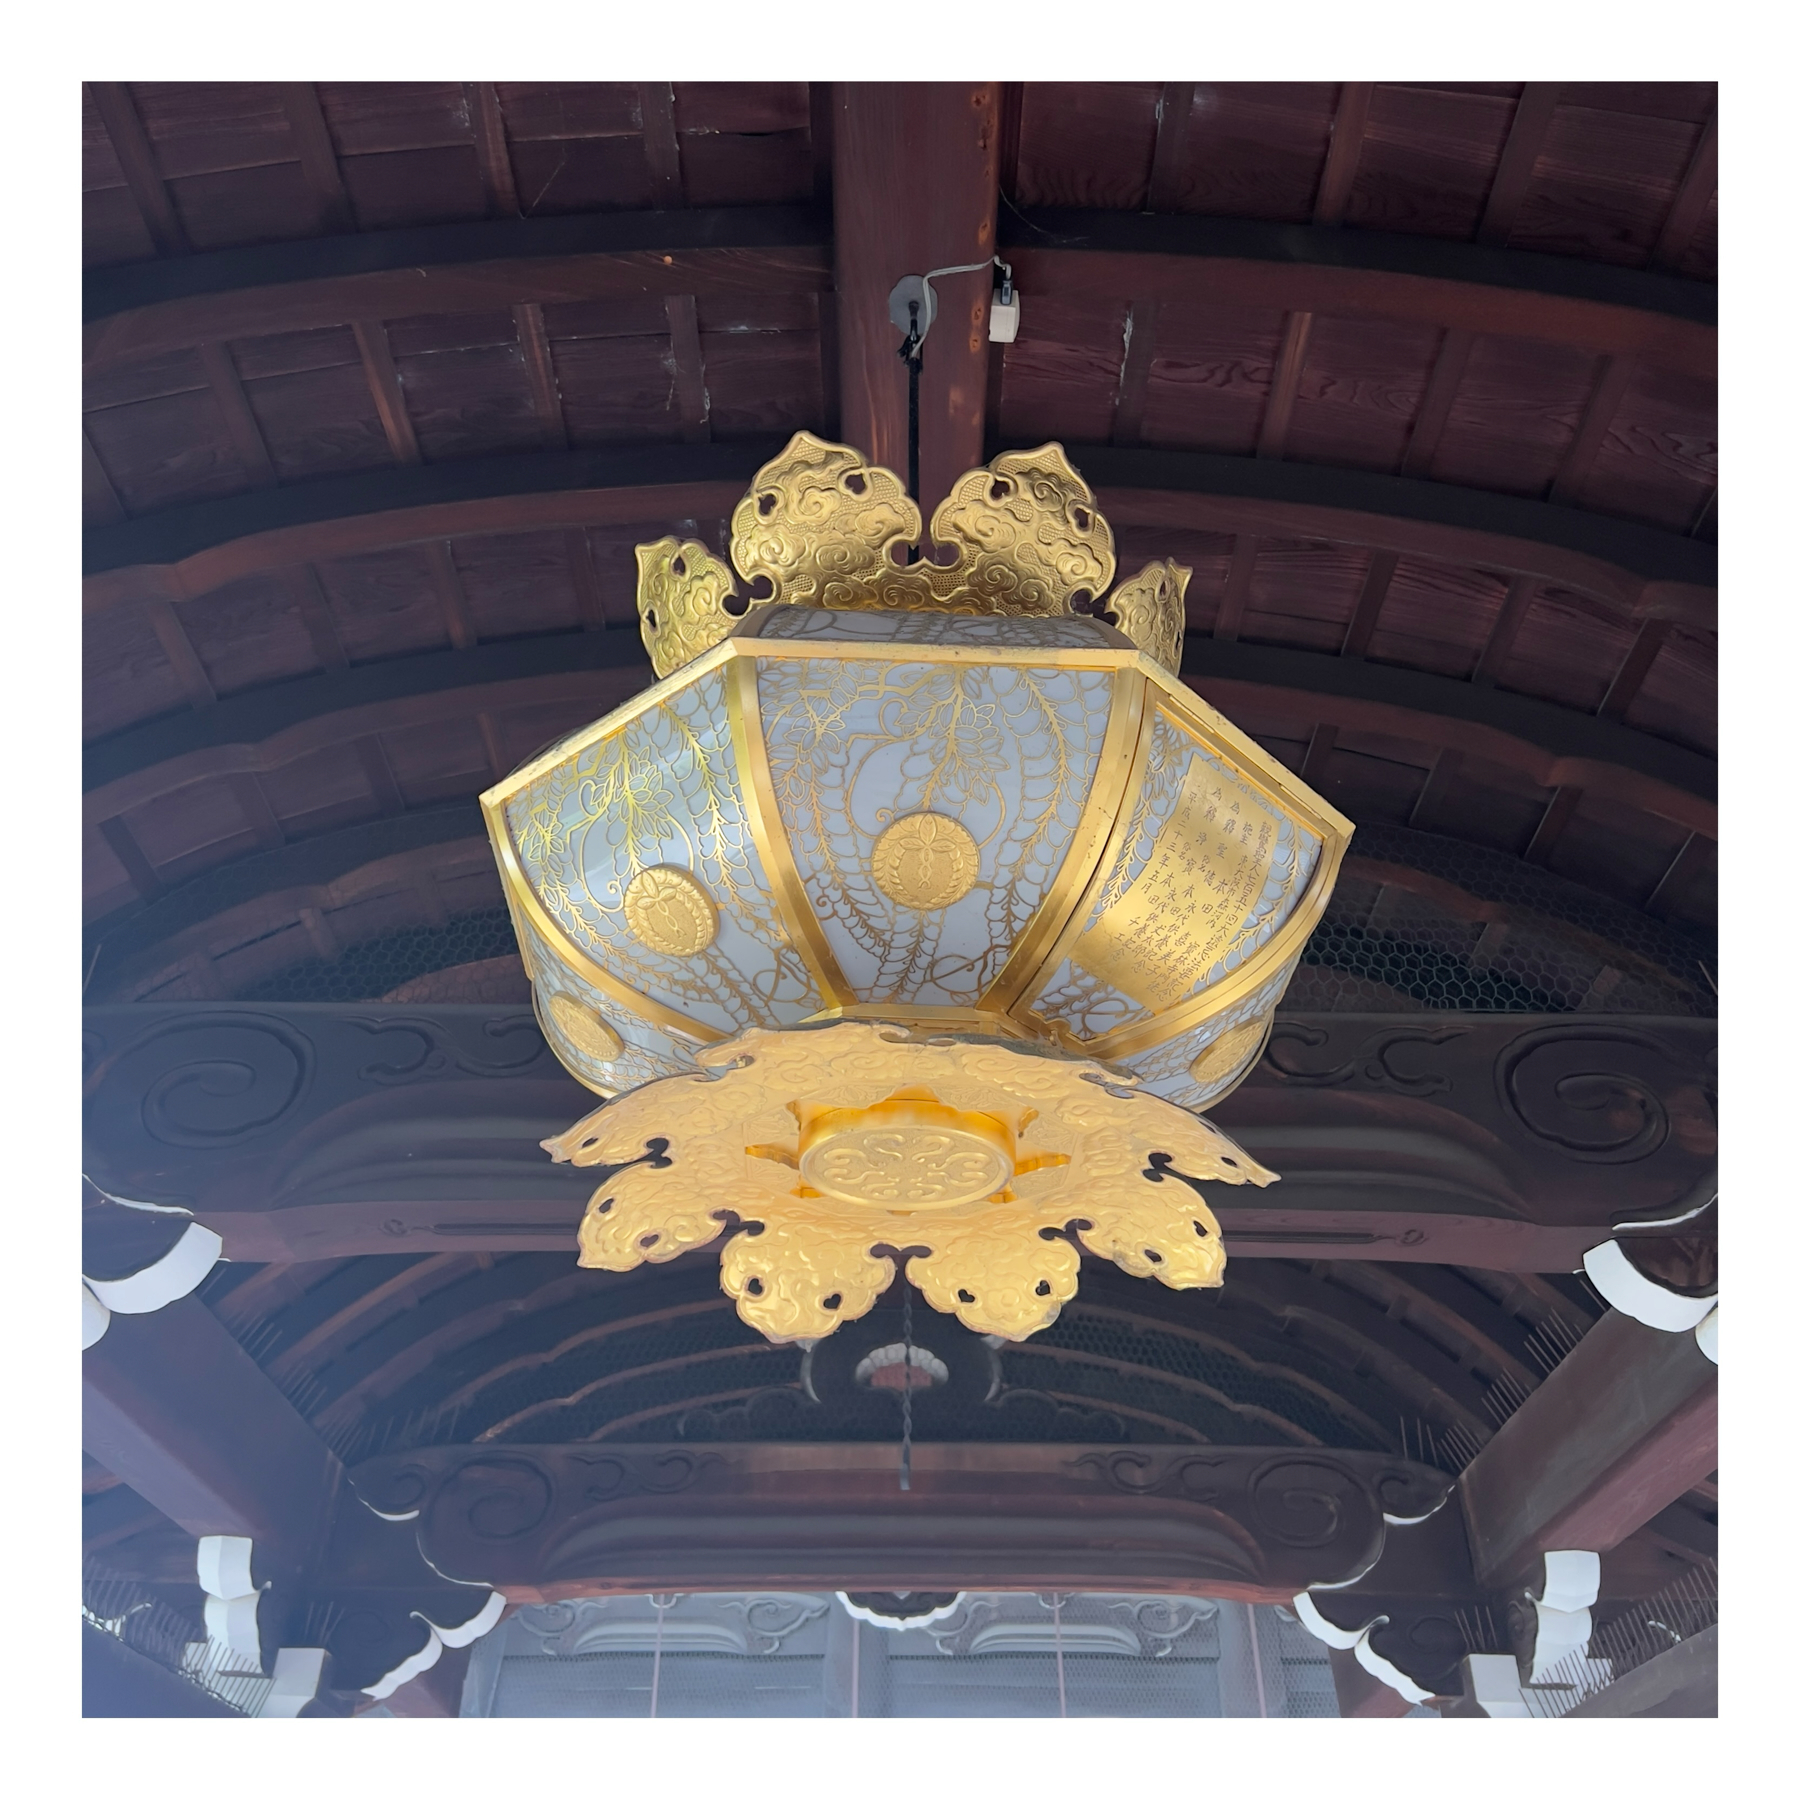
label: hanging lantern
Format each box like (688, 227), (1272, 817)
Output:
(483, 434), (1351, 1344)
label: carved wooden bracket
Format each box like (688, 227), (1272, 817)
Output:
(347, 1443), (1453, 1608)
(83, 1006), (1718, 1270)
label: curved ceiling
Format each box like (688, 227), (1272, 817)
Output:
(82, 80), (1715, 1004)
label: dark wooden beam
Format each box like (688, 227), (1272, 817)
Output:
(513, 302), (567, 449)
(90, 82), (189, 256)
(1598, 618), (1672, 721)
(467, 82), (520, 219)
(834, 84), (1001, 515)
(1470, 575), (1540, 685)
(1212, 536), (1259, 641)
(83, 1004), (1717, 1272)
(1111, 298), (1158, 446)
(1146, 83), (1195, 210)
(999, 211), (1714, 367)
(349, 1441), (1450, 1606)
(1298, 723), (1338, 786)
(637, 83), (684, 206)
(141, 596), (217, 707)
(1457, 1308), (1717, 1589)
(1650, 110), (1718, 273)
(424, 541), (477, 650)
(1313, 83), (1375, 226)
(1398, 328), (1476, 479)
(97, 816), (164, 902)
(280, 83), (354, 236)
(85, 214), (834, 366)
(353, 320), (422, 465)
(280, 564), (351, 671)
(84, 443), (776, 599)
(84, 1295), (343, 1553)
(197, 342), (277, 488)
(1547, 355), (1636, 506)
(1644, 831), (1704, 918)
(1256, 312), (1315, 459)
(1340, 549), (1399, 657)
(83, 427), (128, 526)
(1477, 83), (1563, 247)
(1523, 785), (1582, 865)
(664, 294), (711, 442)
(84, 626), (1718, 826)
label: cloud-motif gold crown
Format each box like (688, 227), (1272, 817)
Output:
(637, 433), (1189, 679)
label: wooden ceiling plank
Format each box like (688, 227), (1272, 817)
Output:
(834, 84), (1002, 514)
(637, 82), (684, 206)
(664, 294), (711, 443)
(808, 82), (835, 202)
(1476, 82), (1563, 247)
(1312, 83), (1376, 226)
(83, 427), (128, 526)
(1546, 355), (1636, 506)
(1340, 549), (1399, 658)
(513, 302), (568, 450)
(424, 540), (477, 650)
(142, 596), (217, 707)
(469, 82), (521, 219)
(1650, 109), (1718, 273)
(90, 82), (190, 257)
(280, 83), (355, 236)
(1522, 784), (1582, 865)
(1470, 574), (1540, 686)
(1145, 83), (1196, 211)
(352, 320), (422, 465)
(1398, 328), (1476, 479)
(196, 341), (277, 489)
(1110, 297), (1159, 446)
(561, 529), (608, 632)
(1597, 617), (1672, 721)
(1256, 311), (1315, 459)
(281, 564), (351, 671)
(1212, 536), (1260, 641)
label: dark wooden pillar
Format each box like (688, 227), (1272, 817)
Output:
(832, 83), (1001, 517)
(1458, 1308), (1717, 1590)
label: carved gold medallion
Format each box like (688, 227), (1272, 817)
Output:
(870, 812), (980, 911)
(1189, 1016), (1268, 1086)
(621, 865), (718, 958)
(547, 993), (624, 1062)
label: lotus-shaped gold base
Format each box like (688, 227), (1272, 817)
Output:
(545, 1020), (1275, 1344)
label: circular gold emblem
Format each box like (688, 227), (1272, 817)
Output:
(622, 865), (718, 957)
(870, 812), (979, 911)
(547, 992), (623, 1062)
(799, 1099), (1014, 1211)
(1189, 1016), (1268, 1087)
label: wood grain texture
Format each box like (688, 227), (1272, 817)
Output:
(1477, 83), (1562, 245)
(833, 84), (999, 514)
(353, 320), (421, 463)
(281, 84), (354, 235)
(1313, 83), (1375, 225)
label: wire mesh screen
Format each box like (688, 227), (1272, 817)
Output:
(463, 1593), (1342, 1718)
(1521, 1563), (1718, 1718)
(200, 823), (1712, 1017)
(82, 1565), (273, 1716)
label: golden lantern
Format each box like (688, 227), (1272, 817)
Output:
(483, 434), (1351, 1344)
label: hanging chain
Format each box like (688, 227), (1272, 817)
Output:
(897, 301), (924, 545)
(899, 1276), (915, 1492)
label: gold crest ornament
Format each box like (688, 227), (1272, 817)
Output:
(484, 433), (1353, 1344)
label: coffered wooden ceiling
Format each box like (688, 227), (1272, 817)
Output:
(81, 81), (1716, 1007)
